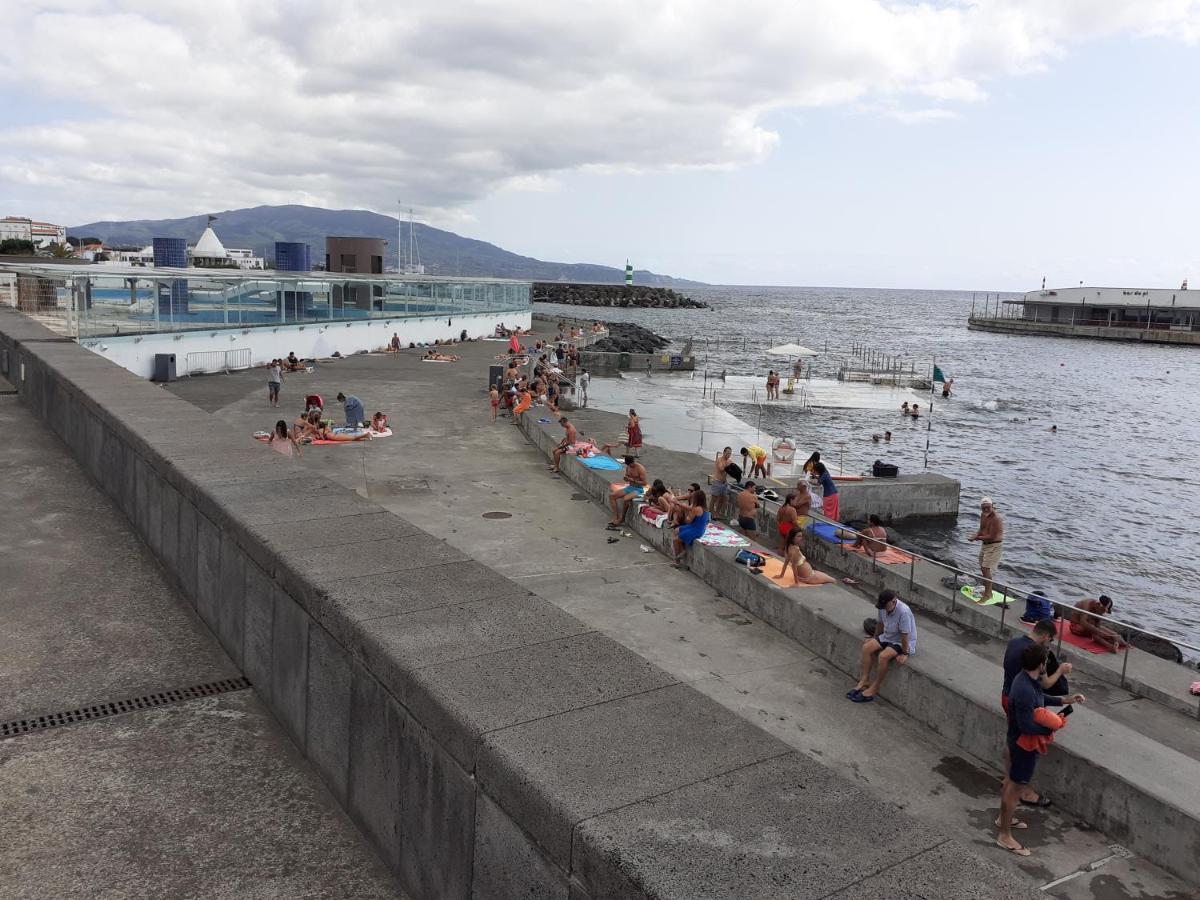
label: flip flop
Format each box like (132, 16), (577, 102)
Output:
(995, 819), (1028, 830)
(1020, 796), (1053, 808)
(605, 523), (621, 531)
(850, 693), (875, 703)
(846, 689), (863, 700)
(995, 838), (1031, 857)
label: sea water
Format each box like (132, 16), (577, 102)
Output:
(538, 286), (1200, 652)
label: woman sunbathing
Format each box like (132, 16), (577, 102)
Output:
(423, 349), (460, 362)
(292, 411), (321, 443)
(370, 411), (389, 432)
(311, 416), (372, 442)
(778, 530), (837, 586)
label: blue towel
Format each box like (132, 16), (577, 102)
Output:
(808, 521), (853, 544)
(580, 455), (624, 471)
(538, 417), (553, 424)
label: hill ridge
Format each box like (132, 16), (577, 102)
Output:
(70, 204), (701, 286)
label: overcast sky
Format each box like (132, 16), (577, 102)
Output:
(3, 1), (1199, 289)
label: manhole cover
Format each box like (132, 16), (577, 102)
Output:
(570, 493), (589, 501)
(482, 511), (512, 519)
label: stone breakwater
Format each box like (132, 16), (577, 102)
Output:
(589, 322), (671, 354)
(533, 282), (708, 309)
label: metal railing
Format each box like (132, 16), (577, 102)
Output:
(185, 348), (253, 375)
(786, 506), (1200, 717)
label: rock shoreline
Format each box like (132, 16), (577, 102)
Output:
(533, 282), (708, 309)
(588, 322), (671, 354)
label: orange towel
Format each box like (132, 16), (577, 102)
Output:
(854, 546), (914, 565)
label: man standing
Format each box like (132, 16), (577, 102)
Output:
(848, 590), (916, 703)
(577, 368), (590, 408)
(711, 447), (734, 519)
(969, 497), (1004, 602)
(1001, 620), (1073, 808)
(997, 645), (1084, 856)
(267, 359), (283, 408)
(550, 416), (577, 474)
(607, 456), (648, 529)
(734, 482), (759, 537)
(336, 392), (365, 428)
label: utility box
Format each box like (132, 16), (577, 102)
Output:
(152, 353), (177, 382)
(488, 364), (504, 390)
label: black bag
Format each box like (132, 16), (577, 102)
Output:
(1044, 650), (1069, 697)
(872, 459), (899, 478)
(724, 461), (743, 482)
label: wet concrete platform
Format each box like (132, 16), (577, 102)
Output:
(163, 340), (1197, 898)
(0, 395), (403, 899)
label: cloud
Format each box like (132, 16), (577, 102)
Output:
(2, 0), (1199, 224)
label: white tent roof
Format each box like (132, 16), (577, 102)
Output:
(766, 342), (818, 357)
(193, 226), (227, 258)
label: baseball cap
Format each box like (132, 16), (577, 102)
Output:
(980, 497), (994, 507)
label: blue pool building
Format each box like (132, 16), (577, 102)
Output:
(0, 261), (532, 378)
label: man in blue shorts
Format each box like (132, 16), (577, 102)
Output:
(607, 456), (648, 529)
(997, 644), (1084, 857)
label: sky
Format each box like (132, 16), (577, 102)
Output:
(2, 1), (1199, 289)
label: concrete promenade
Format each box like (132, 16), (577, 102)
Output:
(0, 390), (402, 897)
(163, 336), (1197, 896)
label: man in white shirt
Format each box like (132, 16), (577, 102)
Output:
(577, 369), (590, 408)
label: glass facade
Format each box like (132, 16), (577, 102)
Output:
(0, 265), (532, 340)
(274, 241), (311, 272)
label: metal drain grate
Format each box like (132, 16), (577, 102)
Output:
(482, 511), (512, 519)
(0, 676), (251, 740)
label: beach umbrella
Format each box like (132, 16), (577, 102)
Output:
(766, 342), (818, 357)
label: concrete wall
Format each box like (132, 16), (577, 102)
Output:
(835, 473), (959, 522)
(516, 415), (1200, 886)
(577, 349), (696, 374)
(0, 306), (1044, 900)
(969, 316), (1200, 346)
(79, 311), (530, 378)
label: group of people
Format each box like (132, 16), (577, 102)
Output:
(900, 401), (921, 418)
(498, 351), (591, 422)
(764, 370), (782, 400)
(600, 457), (710, 569)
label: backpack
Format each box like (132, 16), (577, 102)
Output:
(724, 461), (743, 482)
(734, 550), (766, 568)
(1020, 591), (1056, 623)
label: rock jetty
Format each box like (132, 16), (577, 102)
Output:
(589, 322), (671, 354)
(533, 282), (708, 309)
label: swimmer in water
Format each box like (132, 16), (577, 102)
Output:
(1050, 425), (1057, 432)
(884, 431), (892, 442)
(900, 402), (910, 414)
(871, 434), (881, 443)
(910, 403), (920, 418)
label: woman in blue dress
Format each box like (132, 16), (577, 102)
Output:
(672, 489), (710, 569)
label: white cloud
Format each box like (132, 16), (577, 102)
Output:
(2, 0), (1199, 224)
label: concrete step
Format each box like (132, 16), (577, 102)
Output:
(520, 412), (1200, 886)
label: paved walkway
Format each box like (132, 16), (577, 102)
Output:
(165, 343), (1195, 899)
(0, 395), (402, 899)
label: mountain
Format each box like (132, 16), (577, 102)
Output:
(70, 204), (702, 286)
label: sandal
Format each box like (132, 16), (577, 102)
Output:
(1020, 796), (1053, 808)
(995, 838), (1031, 857)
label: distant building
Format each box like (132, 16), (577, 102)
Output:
(325, 237), (387, 310)
(188, 217), (264, 270)
(0, 216), (67, 248)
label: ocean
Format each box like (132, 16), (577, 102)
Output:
(536, 285), (1200, 653)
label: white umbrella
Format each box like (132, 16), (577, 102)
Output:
(767, 342), (818, 357)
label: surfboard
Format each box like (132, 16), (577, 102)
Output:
(960, 585), (1010, 607)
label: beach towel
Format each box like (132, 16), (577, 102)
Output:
(697, 523), (750, 548)
(421, 358), (455, 363)
(639, 505), (668, 528)
(1023, 617), (1117, 655)
(959, 585), (1011, 607)
(807, 521), (854, 545)
(763, 566), (826, 590)
(580, 455), (623, 471)
(854, 546), (914, 565)
(367, 427), (393, 438)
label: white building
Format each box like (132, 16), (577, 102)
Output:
(188, 221), (264, 270)
(0, 216), (67, 248)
